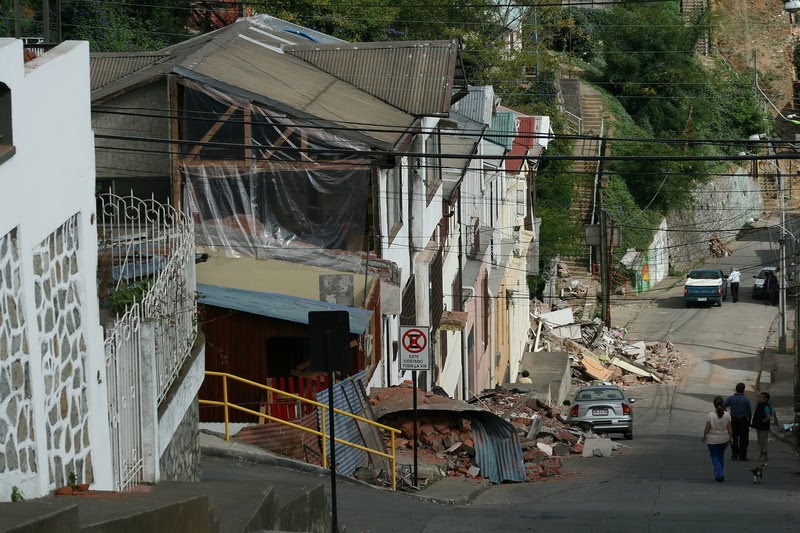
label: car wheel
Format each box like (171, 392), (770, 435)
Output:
(624, 428), (633, 440)
(716, 299), (722, 307)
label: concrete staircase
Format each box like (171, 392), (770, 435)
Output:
(0, 481), (335, 533)
(560, 80), (605, 276)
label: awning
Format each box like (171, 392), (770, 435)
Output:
(197, 283), (373, 335)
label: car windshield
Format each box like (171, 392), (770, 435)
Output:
(688, 271), (720, 280)
(576, 389), (625, 401)
(756, 270), (772, 279)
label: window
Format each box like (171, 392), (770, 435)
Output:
(425, 129), (442, 204)
(0, 83), (14, 165)
(385, 165), (402, 241)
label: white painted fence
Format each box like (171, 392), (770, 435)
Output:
(98, 193), (196, 490)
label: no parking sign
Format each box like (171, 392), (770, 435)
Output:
(399, 326), (430, 371)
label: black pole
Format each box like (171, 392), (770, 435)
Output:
(326, 331), (338, 532)
(14, 0), (20, 38)
(412, 369), (418, 487)
(42, 0), (50, 43)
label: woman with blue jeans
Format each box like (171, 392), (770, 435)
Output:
(703, 396), (733, 482)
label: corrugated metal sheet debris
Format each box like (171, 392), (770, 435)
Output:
(316, 371), (370, 477)
(370, 386), (525, 484)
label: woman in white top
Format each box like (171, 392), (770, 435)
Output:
(703, 396), (733, 482)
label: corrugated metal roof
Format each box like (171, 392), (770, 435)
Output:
(90, 53), (168, 92)
(451, 85), (495, 126)
(506, 116), (537, 174)
(440, 111), (484, 199)
(176, 26), (416, 148)
(487, 112), (516, 150)
(316, 371), (371, 477)
(286, 40), (462, 116)
(197, 283), (373, 335)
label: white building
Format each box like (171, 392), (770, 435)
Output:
(0, 38), (203, 502)
(0, 39), (112, 500)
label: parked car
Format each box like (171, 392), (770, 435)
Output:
(563, 385), (635, 439)
(752, 266), (778, 299)
(684, 268), (728, 307)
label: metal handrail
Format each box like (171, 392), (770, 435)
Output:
(563, 109), (583, 135)
(199, 371), (399, 490)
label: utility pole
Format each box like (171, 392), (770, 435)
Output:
(774, 141), (788, 353)
(596, 138), (610, 327)
(795, 238), (800, 409)
(43, 0), (50, 43)
(14, 0), (21, 38)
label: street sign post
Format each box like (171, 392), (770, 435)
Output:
(308, 310), (350, 533)
(399, 326), (430, 487)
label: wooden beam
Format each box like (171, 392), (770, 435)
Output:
(244, 103), (252, 161)
(169, 75), (182, 210)
(187, 103), (239, 159)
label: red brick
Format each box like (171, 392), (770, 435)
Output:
(542, 457), (562, 469)
(512, 417), (530, 426)
(523, 450), (548, 464)
(54, 486), (74, 496)
(434, 422), (451, 433)
(421, 424), (436, 436)
(571, 444), (584, 454)
(462, 437), (474, 448)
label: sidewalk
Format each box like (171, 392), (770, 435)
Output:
(199, 432), (492, 506)
(758, 310), (799, 450)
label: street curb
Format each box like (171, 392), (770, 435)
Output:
(416, 479), (492, 506)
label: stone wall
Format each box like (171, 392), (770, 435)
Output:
(667, 170), (762, 271)
(33, 215), (93, 488)
(158, 396), (200, 482)
(0, 228), (38, 489)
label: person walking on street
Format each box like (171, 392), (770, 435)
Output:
(724, 382), (752, 460)
(751, 392), (773, 461)
(766, 271), (779, 306)
(703, 396), (733, 482)
(729, 267), (740, 302)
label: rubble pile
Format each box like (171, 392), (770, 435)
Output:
(534, 310), (688, 386)
(375, 386), (623, 487)
(708, 234), (734, 258)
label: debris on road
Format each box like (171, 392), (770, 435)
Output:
(529, 311), (688, 387)
(369, 383), (627, 488)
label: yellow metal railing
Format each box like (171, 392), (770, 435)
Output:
(199, 371), (399, 490)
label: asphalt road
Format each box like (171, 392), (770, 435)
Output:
(203, 228), (800, 532)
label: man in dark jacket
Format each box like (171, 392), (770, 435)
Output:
(724, 382), (752, 460)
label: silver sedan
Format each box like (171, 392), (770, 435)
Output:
(564, 385), (635, 439)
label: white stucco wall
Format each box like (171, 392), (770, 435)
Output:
(0, 40), (112, 500)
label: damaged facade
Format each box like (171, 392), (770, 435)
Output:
(89, 14), (550, 412)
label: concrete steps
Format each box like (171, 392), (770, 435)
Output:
(0, 481), (333, 533)
(560, 80), (606, 274)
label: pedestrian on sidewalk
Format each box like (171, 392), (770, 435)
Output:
(724, 382), (753, 461)
(703, 396), (733, 482)
(766, 271), (779, 306)
(751, 392), (773, 461)
(729, 267), (740, 303)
